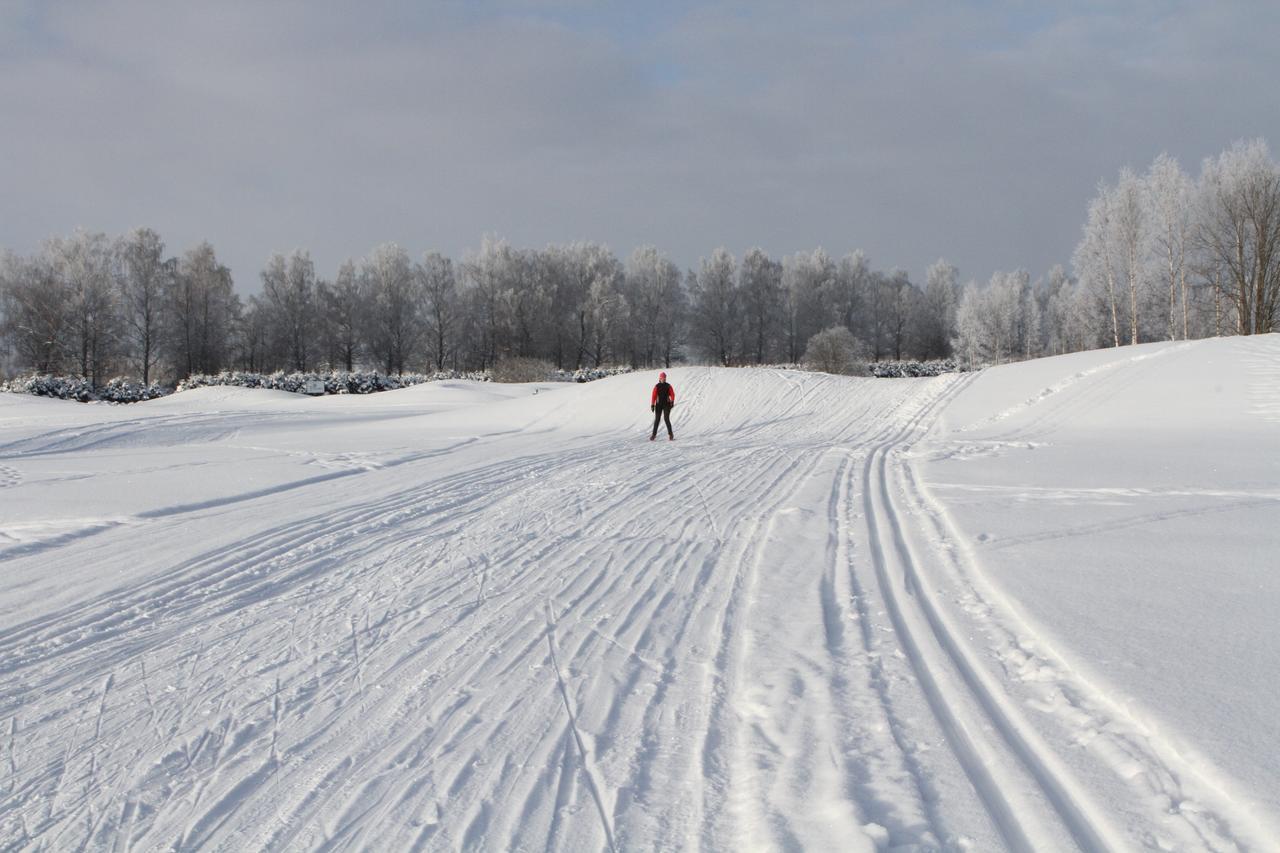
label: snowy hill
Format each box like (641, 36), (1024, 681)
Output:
(1, 338), (1278, 851)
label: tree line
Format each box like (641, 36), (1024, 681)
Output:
(0, 233), (960, 384)
(920, 138), (1280, 367)
(3, 139), (1277, 386)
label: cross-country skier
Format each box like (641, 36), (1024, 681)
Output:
(650, 371), (675, 441)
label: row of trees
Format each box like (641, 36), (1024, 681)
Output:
(939, 139), (1280, 367)
(3, 140), (1276, 384)
(1, 232), (964, 384)
(1069, 139), (1279, 347)
(0, 230), (238, 385)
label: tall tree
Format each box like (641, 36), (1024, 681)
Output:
(361, 243), (419, 375)
(261, 249), (317, 371)
(0, 250), (70, 374)
(917, 259), (958, 359)
(117, 227), (171, 384)
(625, 246), (682, 367)
(1197, 139), (1280, 335)
(419, 252), (458, 371)
(834, 251), (870, 339)
(1146, 153), (1194, 340)
(50, 230), (120, 386)
(739, 247), (783, 364)
(782, 248), (835, 363)
(167, 242), (239, 377)
(1073, 181), (1123, 347)
(1113, 168), (1149, 344)
(322, 260), (362, 372)
(689, 248), (738, 365)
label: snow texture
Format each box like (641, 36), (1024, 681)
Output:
(1, 336), (1277, 851)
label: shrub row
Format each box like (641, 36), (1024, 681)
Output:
(865, 359), (960, 378)
(2, 365), (636, 403)
(0, 374), (169, 403)
(176, 370), (490, 395)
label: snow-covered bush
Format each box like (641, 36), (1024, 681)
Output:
(99, 377), (169, 403)
(0, 374), (168, 402)
(2, 365), (631, 404)
(804, 327), (868, 376)
(553, 366), (633, 383)
(865, 359), (959, 378)
(490, 361), (633, 384)
(0, 374), (95, 401)
(177, 370), (490, 395)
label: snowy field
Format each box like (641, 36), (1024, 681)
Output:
(1, 335), (1278, 851)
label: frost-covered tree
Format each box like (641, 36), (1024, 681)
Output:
(117, 227), (171, 383)
(689, 247), (738, 365)
(238, 294), (271, 373)
(1146, 153), (1194, 340)
(50, 230), (121, 387)
(833, 250), (869, 337)
(622, 245), (684, 367)
(1113, 169), (1150, 345)
(0, 249), (70, 374)
(624, 246), (660, 367)
(1073, 180), (1124, 348)
(544, 243), (622, 369)
(782, 248), (835, 363)
(320, 260), (362, 372)
(913, 259), (956, 359)
(361, 243), (419, 375)
(739, 247), (783, 364)
(862, 271), (899, 361)
(260, 250), (317, 371)
(952, 270), (1036, 366)
(584, 273), (627, 367)
(418, 252), (458, 371)
(1197, 139), (1280, 335)
(654, 256), (687, 368)
(167, 242), (239, 377)
(461, 236), (524, 370)
(884, 269), (919, 361)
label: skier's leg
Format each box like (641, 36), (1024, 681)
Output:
(663, 406), (673, 438)
(651, 407), (662, 439)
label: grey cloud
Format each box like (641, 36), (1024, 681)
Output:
(2, 1), (1278, 291)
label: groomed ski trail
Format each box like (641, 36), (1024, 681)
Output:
(0, 365), (1269, 851)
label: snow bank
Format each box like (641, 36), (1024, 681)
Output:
(919, 333), (1280, 826)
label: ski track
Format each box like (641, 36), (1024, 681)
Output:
(0, 366), (1266, 851)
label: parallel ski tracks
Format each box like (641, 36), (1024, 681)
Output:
(5, 368), (1236, 850)
(857, 373), (1130, 851)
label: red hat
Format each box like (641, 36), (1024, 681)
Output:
(659, 371), (667, 380)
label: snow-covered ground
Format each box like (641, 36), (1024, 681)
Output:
(1, 336), (1277, 851)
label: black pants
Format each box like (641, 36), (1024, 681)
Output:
(651, 404), (673, 439)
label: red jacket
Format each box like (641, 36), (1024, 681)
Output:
(651, 381), (675, 407)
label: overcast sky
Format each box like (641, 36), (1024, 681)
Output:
(3, 1), (1279, 292)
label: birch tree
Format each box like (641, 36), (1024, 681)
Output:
(0, 250), (70, 374)
(419, 252), (458, 371)
(690, 247), (738, 366)
(1073, 181), (1123, 347)
(51, 230), (120, 386)
(738, 247), (782, 364)
(117, 228), (171, 383)
(168, 243), (238, 377)
(361, 243), (419, 375)
(1197, 139), (1280, 335)
(1113, 168), (1149, 345)
(1146, 153), (1194, 340)
(261, 250), (317, 371)
(917, 259), (958, 358)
